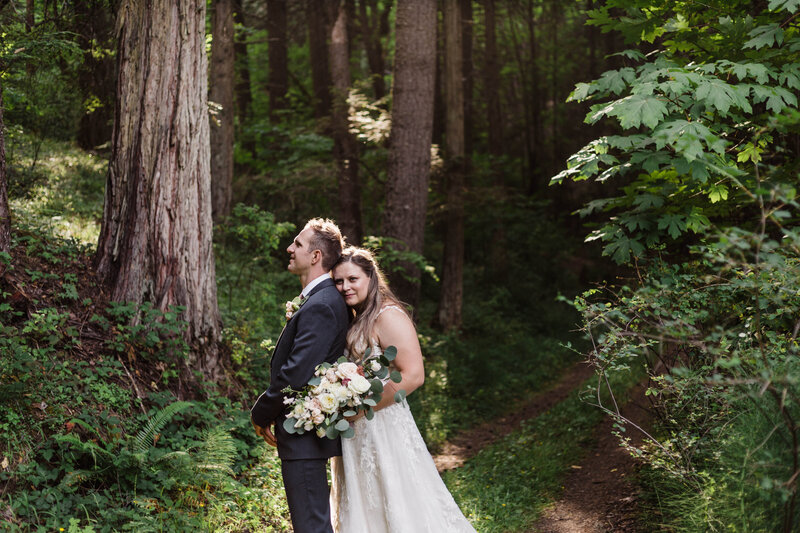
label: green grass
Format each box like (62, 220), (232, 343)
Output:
(444, 367), (644, 532)
(6, 129), (106, 245)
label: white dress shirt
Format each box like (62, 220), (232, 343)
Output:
(301, 272), (332, 299)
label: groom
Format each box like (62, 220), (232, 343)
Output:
(251, 218), (349, 533)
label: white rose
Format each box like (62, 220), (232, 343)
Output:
(312, 413), (325, 425)
(347, 375), (372, 395)
(317, 393), (338, 414)
(370, 360), (381, 373)
(330, 382), (351, 403)
(336, 362), (360, 379)
(304, 421), (314, 432)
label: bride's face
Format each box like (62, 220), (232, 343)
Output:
(333, 262), (370, 307)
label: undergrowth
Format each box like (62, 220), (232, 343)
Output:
(1, 134), (593, 531)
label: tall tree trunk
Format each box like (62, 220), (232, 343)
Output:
(461, 0), (473, 157)
(357, 0), (388, 99)
(96, 0), (222, 380)
(484, 0), (502, 158)
(330, 0), (362, 244)
(210, 0), (235, 222)
(522, 0), (542, 194)
(0, 84), (10, 259)
(437, 0), (465, 331)
(233, 0), (255, 155)
(266, 0), (288, 119)
(383, 0), (436, 311)
(484, 0), (507, 279)
(307, 0), (333, 119)
(74, 1), (115, 150)
(432, 15), (445, 147)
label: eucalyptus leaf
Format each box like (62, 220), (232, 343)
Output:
(283, 418), (298, 434)
(325, 424), (338, 440)
(394, 390), (407, 403)
(390, 370), (402, 383)
(335, 419), (350, 432)
(382, 345), (397, 361)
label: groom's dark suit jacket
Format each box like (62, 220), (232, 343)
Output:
(251, 277), (347, 460)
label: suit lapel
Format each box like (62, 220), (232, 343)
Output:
(270, 277), (335, 372)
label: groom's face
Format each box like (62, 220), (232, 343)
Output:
(287, 228), (316, 275)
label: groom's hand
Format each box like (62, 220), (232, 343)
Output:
(251, 418), (277, 447)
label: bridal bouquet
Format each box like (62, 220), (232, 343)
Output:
(282, 346), (401, 439)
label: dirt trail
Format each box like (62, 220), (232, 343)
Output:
(433, 361), (596, 472)
(530, 381), (651, 533)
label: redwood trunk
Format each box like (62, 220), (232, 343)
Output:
(461, 0), (473, 156)
(484, 0), (503, 158)
(0, 84), (10, 258)
(233, 0), (254, 155)
(383, 0), (436, 311)
(307, 0), (333, 119)
(210, 0), (235, 221)
(330, 0), (362, 244)
(484, 0), (507, 278)
(437, 0), (465, 331)
(96, 0), (222, 379)
(266, 0), (288, 118)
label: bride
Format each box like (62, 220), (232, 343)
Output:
(329, 247), (476, 533)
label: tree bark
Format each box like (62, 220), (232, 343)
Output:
(461, 0), (473, 157)
(233, 0), (254, 155)
(330, 0), (362, 244)
(307, 0), (333, 119)
(210, 0), (235, 222)
(483, 0), (507, 279)
(0, 84), (10, 259)
(96, 0), (222, 380)
(266, 0), (288, 118)
(383, 0), (436, 311)
(484, 0), (502, 158)
(437, 0), (465, 331)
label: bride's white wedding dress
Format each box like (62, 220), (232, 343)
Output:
(330, 310), (476, 533)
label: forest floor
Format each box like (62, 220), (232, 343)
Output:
(433, 362), (651, 533)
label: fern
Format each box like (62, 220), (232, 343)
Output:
(132, 401), (192, 454)
(193, 426), (236, 484)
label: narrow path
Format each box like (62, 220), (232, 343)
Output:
(530, 381), (651, 533)
(433, 360), (597, 472)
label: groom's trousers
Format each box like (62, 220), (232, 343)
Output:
(281, 458), (334, 533)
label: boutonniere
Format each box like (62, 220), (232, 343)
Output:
(285, 295), (306, 321)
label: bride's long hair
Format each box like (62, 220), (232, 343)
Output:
(334, 247), (409, 359)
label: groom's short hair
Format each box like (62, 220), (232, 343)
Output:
(304, 218), (345, 271)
